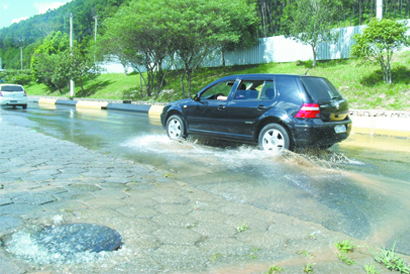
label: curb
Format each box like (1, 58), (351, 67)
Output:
(349, 109), (410, 138)
(38, 98), (57, 105)
(106, 103), (151, 113)
(56, 99), (77, 106)
(30, 97), (164, 117)
(148, 105), (165, 118)
(350, 116), (410, 138)
(76, 101), (109, 109)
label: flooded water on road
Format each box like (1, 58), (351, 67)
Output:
(2, 104), (410, 273)
(123, 133), (410, 256)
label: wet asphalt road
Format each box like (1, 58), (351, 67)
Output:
(1, 103), (410, 274)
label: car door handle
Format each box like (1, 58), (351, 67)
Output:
(257, 105), (266, 111)
(218, 104), (225, 111)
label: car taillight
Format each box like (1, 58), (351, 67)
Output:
(295, 103), (320, 118)
(24, 90), (27, 97)
(0, 92), (2, 97)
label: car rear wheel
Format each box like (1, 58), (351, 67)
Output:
(259, 123), (291, 151)
(22, 104), (27, 110)
(166, 115), (186, 140)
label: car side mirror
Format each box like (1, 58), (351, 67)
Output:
(192, 94), (199, 101)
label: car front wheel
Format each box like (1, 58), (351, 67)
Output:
(258, 123), (291, 151)
(166, 115), (186, 140)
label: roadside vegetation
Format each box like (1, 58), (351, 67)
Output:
(372, 242), (410, 273)
(0, 0), (409, 111)
(262, 240), (410, 274)
(351, 18), (410, 84)
(24, 50), (410, 111)
(1, 0), (409, 112)
(265, 265), (283, 274)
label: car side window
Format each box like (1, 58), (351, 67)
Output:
(201, 81), (235, 101)
(276, 76), (301, 102)
(233, 80), (275, 101)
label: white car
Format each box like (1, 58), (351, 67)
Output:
(0, 84), (28, 109)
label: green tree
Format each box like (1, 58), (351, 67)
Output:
(69, 39), (100, 95)
(0, 0), (132, 69)
(31, 31), (99, 94)
(102, 0), (173, 98)
(32, 52), (71, 93)
(350, 18), (410, 84)
(0, 69), (32, 85)
(282, 0), (341, 66)
(31, 31), (71, 93)
(169, 0), (224, 98)
(212, 0), (260, 68)
(101, 0), (258, 98)
(169, 0), (259, 97)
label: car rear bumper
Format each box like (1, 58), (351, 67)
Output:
(292, 118), (352, 147)
(0, 98), (28, 106)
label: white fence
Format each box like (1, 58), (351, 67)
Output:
(101, 20), (410, 73)
(202, 26), (364, 67)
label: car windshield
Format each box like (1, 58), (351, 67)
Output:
(1, 85), (24, 92)
(300, 77), (342, 102)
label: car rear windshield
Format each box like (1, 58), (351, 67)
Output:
(1, 85), (24, 92)
(299, 77), (342, 102)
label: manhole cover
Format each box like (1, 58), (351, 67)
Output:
(4, 223), (122, 264)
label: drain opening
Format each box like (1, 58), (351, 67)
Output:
(3, 223), (122, 265)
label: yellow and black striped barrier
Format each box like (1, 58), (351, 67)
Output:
(33, 98), (164, 119)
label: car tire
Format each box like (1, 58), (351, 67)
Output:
(22, 104), (27, 110)
(166, 115), (186, 140)
(258, 123), (291, 151)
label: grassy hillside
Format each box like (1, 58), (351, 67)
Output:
(26, 51), (410, 111)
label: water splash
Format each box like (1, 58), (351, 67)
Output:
(122, 134), (361, 173)
(4, 223), (122, 265)
(5, 230), (107, 265)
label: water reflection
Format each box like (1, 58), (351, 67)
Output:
(38, 104), (56, 110)
(76, 108), (108, 118)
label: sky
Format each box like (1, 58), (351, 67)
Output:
(0, 0), (72, 29)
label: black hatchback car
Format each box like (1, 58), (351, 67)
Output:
(160, 74), (352, 151)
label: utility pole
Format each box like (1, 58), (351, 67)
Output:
(93, 15), (98, 63)
(376, 0), (383, 19)
(20, 47), (23, 70)
(93, 15), (98, 41)
(70, 13), (75, 97)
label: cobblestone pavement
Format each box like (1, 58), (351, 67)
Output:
(0, 122), (395, 274)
